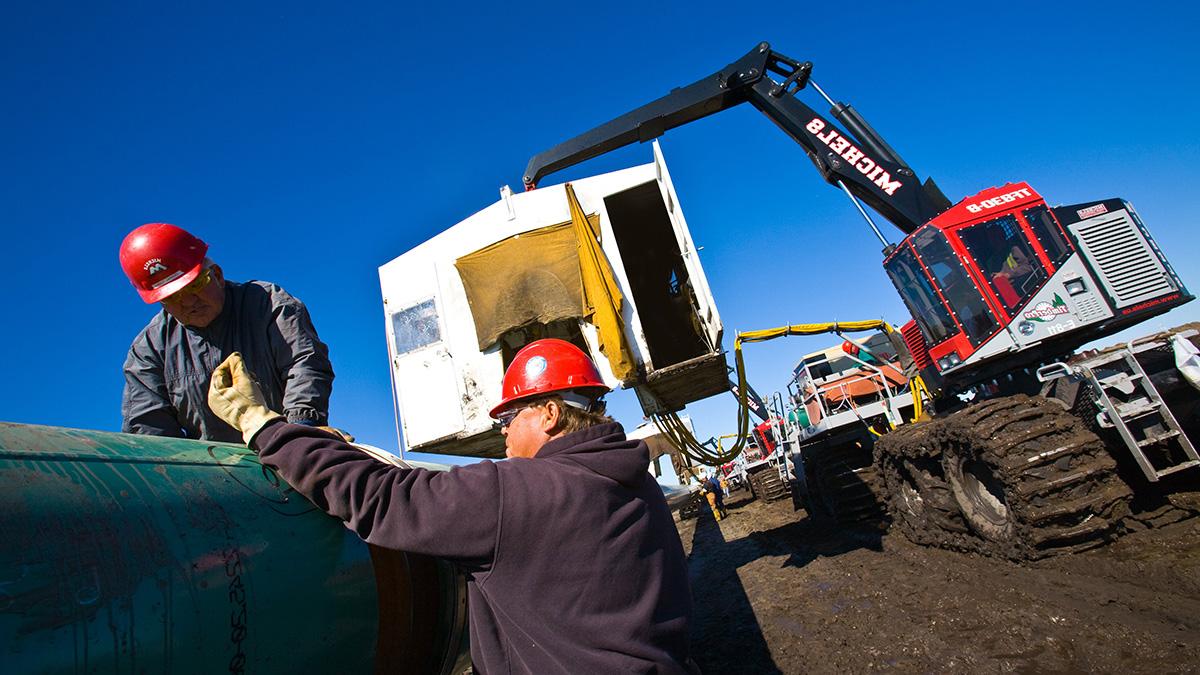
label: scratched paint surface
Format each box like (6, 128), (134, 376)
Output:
(0, 423), (378, 674)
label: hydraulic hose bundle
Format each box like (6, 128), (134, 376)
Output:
(653, 320), (928, 467)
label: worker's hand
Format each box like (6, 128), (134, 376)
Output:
(208, 352), (283, 445)
(318, 426), (355, 443)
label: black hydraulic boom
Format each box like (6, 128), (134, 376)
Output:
(728, 366), (771, 424)
(523, 42), (951, 235)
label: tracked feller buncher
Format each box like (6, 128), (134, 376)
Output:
(523, 42), (1200, 559)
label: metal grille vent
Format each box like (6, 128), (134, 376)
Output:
(900, 320), (932, 370)
(1069, 210), (1175, 308)
(1073, 293), (1107, 322)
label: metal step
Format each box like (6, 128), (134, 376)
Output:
(1156, 460), (1200, 479)
(1077, 340), (1200, 482)
(1097, 372), (1142, 394)
(1099, 372), (1143, 384)
(1114, 399), (1158, 420)
(1081, 351), (1128, 369)
(1079, 341), (1166, 369)
(1137, 429), (1181, 448)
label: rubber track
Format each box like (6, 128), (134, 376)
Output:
(875, 423), (969, 548)
(756, 470), (791, 502)
(807, 453), (887, 523)
(875, 395), (1133, 560)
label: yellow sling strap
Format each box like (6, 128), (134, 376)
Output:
(566, 183), (637, 383)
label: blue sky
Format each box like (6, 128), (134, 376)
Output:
(3, 1), (1199, 464)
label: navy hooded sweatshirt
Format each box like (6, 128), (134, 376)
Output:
(252, 420), (696, 674)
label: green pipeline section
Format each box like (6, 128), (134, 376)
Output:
(0, 422), (469, 674)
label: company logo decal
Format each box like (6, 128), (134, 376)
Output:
(1076, 204), (1108, 219)
(524, 355), (548, 378)
(143, 257), (168, 274)
(805, 118), (903, 195)
(1023, 293), (1069, 322)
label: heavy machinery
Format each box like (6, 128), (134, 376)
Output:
(743, 435), (792, 503)
(522, 42), (1199, 558)
(785, 330), (917, 523)
(380, 151), (727, 458)
(711, 430), (791, 502)
(724, 373), (793, 501)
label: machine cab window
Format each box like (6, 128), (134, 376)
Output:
(1022, 205), (1073, 267)
(957, 214), (1048, 314)
(887, 244), (956, 347)
(886, 225), (1002, 350)
(912, 227), (999, 346)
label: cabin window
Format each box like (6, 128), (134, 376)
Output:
(958, 214), (1049, 314)
(913, 227), (1000, 345)
(391, 299), (441, 355)
(1022, 205), (1073, 267)
(886, 244), (956, 346)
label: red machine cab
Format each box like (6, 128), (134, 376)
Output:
(883, 183), (1189, 379)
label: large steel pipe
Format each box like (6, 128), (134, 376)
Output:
(0, 423), (469, 674)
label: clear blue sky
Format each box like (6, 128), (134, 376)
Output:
(4, 1), (1199, 464)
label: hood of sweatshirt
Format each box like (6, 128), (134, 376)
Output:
(534, 422), (650, 489)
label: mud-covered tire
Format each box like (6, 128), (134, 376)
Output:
(881, 395), (1132, 559)
(805, 445), (887, 524)
(876, 423), (969, 548)
(948, 395), (1132, 559)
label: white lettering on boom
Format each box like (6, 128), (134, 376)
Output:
(805, 118), (903, 196)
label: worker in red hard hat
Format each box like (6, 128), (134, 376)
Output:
(489, 337), (611, 459)
(119, 223), (336, 442)
(207, 338), (698, 674)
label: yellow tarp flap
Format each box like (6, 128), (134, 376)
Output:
(455, 222), (585, 350)
(567, 183), (638, 383)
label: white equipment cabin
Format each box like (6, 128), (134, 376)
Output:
(379, 143), (726, 457)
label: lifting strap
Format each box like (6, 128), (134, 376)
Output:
(567, 183), (637, 382)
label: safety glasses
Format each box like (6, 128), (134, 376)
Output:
(495, 403), (537, 429)
(161, 267), (213, 304)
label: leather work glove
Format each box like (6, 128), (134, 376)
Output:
(318, 426), (355, 443)
(208, 352), (284, 444)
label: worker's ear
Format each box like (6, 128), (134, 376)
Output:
(540, 400), (563, 435)
(210, 263), (225, 285)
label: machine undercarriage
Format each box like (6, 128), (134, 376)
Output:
(797, 326), (1200, 559)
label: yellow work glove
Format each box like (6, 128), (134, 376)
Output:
(208, 352), (284, 445)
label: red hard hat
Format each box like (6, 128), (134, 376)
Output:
(119, 223), (209, 303)
(489, 338), (610, 417)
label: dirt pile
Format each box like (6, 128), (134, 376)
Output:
(679, 489), (1200, 673)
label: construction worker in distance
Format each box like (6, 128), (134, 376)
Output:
(207, 338), (698, 674)
(701, 483), (722, 521)
(705, 472), (728, 519)
(119, 223), (337, 442)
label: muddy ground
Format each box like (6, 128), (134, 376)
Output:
(677, 488), (1200, 673)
